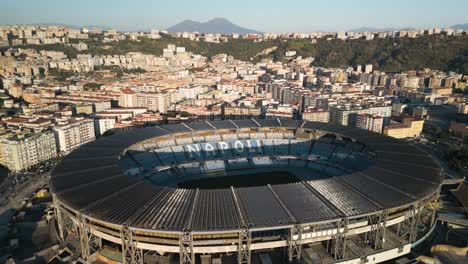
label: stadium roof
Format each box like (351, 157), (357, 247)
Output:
(50, 119), (443, 232)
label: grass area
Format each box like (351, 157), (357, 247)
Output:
(178, 171), (300, 189)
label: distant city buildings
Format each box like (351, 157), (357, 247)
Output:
(1, 25), (465, 49)
(0, 25), (466, 174)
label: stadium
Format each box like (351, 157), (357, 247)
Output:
(49, 119), (443, 264)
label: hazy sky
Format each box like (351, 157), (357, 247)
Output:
(2, 0), (467, 32)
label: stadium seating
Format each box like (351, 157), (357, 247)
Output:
(119, 130), (375, 182)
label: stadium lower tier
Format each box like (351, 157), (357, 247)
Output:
(55, 195), (439, 264)
(49, 119), (444, 263)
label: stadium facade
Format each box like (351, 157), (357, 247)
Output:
(49, 119), (443, 264)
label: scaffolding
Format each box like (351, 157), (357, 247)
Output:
(365, 210), (388, 250)
(396, 202), (424, 243)
(288, 224), (303, 262)
(51, 190), (441, 263)
(54, 199), (75, 241)
(179, 232), (194, 264)
(77, 214), (101, 260)
(121, 227), (143, 264)
(330, 218), (348, 260)
(238, 229), (251, 264)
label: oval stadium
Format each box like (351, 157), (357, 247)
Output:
(49, 119), (443, 264)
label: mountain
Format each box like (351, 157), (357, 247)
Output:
(348, 26), (415, 32)
(166, 18), (261, 34)
(6, 23), (112, 31)
(349, 23), (468, 32)
(451, 23), (468, 30)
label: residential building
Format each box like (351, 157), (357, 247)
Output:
(156, 93), (171, 113)
(178, 85), (210, 100)
(412, 107), (429, 120)
(119, 89), (138, 107)
(53, 118), (96, 154)
(383, 118), (424, 139)
(356, 114), (383, 133)
(0, 131), (57, 172)
(392, 103), (407, 116)
(223, 105), (262, 120)
(121, 90), (171, 113)
(94, 117), (116, 136)
(302, 108), (329, 123)
(265, 104), (295, 119)
(330, 105), (391, 127)
(329, 106), (365, 127)
(364, 64), (373, 73)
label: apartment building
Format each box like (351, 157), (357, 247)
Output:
(0, 131), (57, 172)
(302, 108), (330, 123)
(178, 85), (210, 100)
(120, 89), (171, 113)
(156, 93), (171, 113)
(53, 118), (95, 154)
(330, 105), (391, 127)
(94, 117), (116, 136)
(119, 89), (138, 107)
(223, 105), (262, 120)
(356, 114), (383, 133)
(329, 106), (367, 126)
(383, 118), (424, 139)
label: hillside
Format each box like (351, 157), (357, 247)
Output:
(7, 34), (467, 74)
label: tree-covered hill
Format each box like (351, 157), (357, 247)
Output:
(5, 34), (467, 74)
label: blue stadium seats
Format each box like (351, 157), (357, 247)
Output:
(171, 146), (187, 163)
(290, 140), (311, 156)
(273, 139), (290, 155)
(132, 151), (160, 171)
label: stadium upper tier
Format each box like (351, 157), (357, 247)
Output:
(49, 119), (443, 233)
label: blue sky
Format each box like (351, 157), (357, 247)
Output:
(1, 0), (467, 32)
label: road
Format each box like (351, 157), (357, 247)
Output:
(0, 166), (8, 187)
(0, 172), (49, 216)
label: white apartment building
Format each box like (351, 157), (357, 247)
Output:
(53, 118), (96, 154)
(157, 93), (171, 113)
(330, 105), (391, 127)
(93, 101), (112, 112)
(392, 103), (408, 116)
(94, 117), (116, 136)
(0, 131), (57, 172)
(178, 85), (209, 100)
(364, 64), (373, 73)
(329, 106), (367, 127)
(120, 89), (171, 113)
(368, 106), (392, 119)
(119, 90), (138, 107)
(302, 108), (330, 123)
(356, 114), (384, 133)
